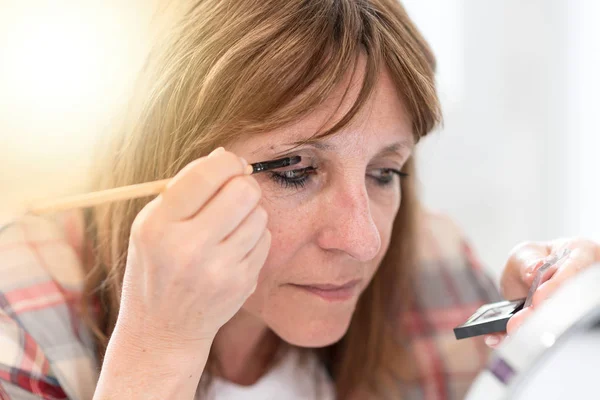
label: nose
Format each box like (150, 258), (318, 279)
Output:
(315, 183), (382, 262)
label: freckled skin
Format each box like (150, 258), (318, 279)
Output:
(226, 57), (414, 347)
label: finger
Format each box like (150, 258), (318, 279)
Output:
(501, 241), (550, 300)
(506, 306), (534, 335)
(160, 148), (251, 221)
(243, 228), (271, 277)
(219, 205), (268, 261)
(248, 230), (273, 296)
(240, 229), (272, 295)
(484, 333), (506, 349)
(531, 248), (597, 307)
(517, 243), (554, 284)
(191, 175), (262, 242)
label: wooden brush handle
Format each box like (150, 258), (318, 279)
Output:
(28, 178), (171, 215)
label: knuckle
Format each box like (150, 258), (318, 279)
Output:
(231, 177), (261, 203)
(254, 206), (268, 226)
(130, 213), (144, 237)
(237, 258), (251, 271)
(187, 155), (244, 189)
(187, 157), (207, 171)
(260, 231), (272, 257)
(188, 164), (214, 187)
(259, 228), (271, 247)
(246, 177), (262, 198)
(221, 150), (241, 165)
(507, 240), (538, 264)
(215, 151), (246, 174)
(176, 158), (203, 177)
(131, 206), (159, 244)
(249, 282), (258, 295)
(512, 240), (536, 254)
(248, 176), (261, 192)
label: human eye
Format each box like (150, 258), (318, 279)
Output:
(269, 166), (318, 190)
(368, 168), (408, 187)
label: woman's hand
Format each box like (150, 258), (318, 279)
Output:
(96, 147), (271, 399)
(484, 238), (600, 348)
(117, 147), (271, 345)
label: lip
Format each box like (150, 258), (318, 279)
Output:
(289, 279), (361, 302)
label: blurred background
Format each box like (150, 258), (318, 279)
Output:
(0, 1), (598, 282)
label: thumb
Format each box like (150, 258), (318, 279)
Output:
(501, 241), (551, 300)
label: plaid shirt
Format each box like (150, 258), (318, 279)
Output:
(0, 210), (500, 400)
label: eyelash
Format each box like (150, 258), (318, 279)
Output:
(269, 167), (408, 190)
(270, 167), (317, 189)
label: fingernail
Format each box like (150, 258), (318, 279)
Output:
(208, 147), (225, 158)
(485, 335), (500, 348)
(525, 260), (543, 276)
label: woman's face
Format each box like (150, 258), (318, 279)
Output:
(227, 61), (413, 347)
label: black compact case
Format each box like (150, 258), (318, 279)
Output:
(454, 298), (525, 340)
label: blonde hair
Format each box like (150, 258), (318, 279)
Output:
(84, 0), (441, 397)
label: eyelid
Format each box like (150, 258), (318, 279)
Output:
(370, 154), (406, 165)
(368, 164), (404, 173)
(270, 155), (317, 170)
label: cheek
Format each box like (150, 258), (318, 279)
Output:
(364, 189), (401, 281)
(240, 186), (401, 346)
(263, 197), (313, 270)
(372, 189), (401, 245)
(245, 186), (401, 300)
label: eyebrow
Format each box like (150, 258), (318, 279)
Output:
(375, 140), (414, 156)
(266, 138), (414, 157)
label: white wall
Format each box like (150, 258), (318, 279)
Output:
(404, 0), (599, 282)
(563, 1), (600, 243)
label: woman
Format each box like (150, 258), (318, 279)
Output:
(0, 0), (598, 399)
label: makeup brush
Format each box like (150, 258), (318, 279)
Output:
(0, 156), (300, 233)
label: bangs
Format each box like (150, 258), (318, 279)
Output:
(174, 0), (439, 152)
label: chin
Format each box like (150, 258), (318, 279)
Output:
(250, 293), (359, 348)
(274, 314), (354, 347)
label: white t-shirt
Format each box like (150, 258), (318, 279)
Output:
(200, 348), (336, 400)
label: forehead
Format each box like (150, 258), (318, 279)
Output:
(247, 57), (413, 154)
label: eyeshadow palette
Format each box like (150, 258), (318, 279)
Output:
(454, 298), (525, 340)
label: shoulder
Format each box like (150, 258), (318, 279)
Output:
(415, 209), (473, 265)
(413, 208), (498, 299)
(0, 211), (98, 399)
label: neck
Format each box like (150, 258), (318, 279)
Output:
(212, 310), (280, 386)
